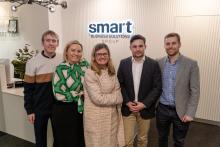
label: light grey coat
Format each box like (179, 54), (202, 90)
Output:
(158, 55), (200, 119)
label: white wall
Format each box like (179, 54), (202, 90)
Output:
(61, 0), (153, 67)
(56, 0), (220, 122)
(0, 2), (49, 55)
(48, 6), (64, 53)
(0, 2), (49, 79)
(2, 92), (35, 142)
(60, 0), (220, 65)
(1, 0), (219, 123)
(0, 2), (51, 142)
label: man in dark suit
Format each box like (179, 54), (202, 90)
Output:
(156, 33), (200, 147)
(117, 34), (162, 147)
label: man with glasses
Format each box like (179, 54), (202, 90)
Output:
(117, 34), (162, 147)
(24, 30), (62, 147)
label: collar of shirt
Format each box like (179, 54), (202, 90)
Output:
(166, 54), (182, 65)
(41, 50), (56, 58)
(131, 56), (145, 63)
(65, 61), (79, 66)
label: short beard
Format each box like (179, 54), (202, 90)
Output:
(167, 51), (179, 57)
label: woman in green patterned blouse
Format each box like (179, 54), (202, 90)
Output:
(51, 40), (89, 147)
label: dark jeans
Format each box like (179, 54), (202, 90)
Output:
(34, 113), (53, 147)
(156, 103), (190, 147)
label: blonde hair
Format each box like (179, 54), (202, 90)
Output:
(91, 43), (115, 76)
(63, 40), (83, 62)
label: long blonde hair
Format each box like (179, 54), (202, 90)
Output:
(91, 43), (115, 76)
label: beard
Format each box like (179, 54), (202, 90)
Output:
(166, 49), (179, 57)
(133, 52), (145, 58)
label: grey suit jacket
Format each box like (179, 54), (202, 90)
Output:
(158, 55), (200, 119)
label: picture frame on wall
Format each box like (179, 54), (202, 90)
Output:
(8, 19), (18, 33)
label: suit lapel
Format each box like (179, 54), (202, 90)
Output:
(127, 57), (134, 89)
(175, 55), (186, 86)
(160, 57), (166, 73)
(140, 56), (148, 84)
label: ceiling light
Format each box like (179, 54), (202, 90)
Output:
(11, 5), (17, 11)
(6, 0), (67, 12)
(48, 5), (55, 12)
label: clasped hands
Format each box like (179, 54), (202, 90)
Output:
(126, 101), (146, 113)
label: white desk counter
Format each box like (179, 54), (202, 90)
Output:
(0, 63), (53, 145)
(0, 62), (35, 143)
(1, 87), (35, 143)
(1, 87), (54, 145)
(2, 87), (24, 97)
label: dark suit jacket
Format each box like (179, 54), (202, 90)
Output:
(117, 56), (162, 119)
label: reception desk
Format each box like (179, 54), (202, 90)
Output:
(0, 63), (54, 145)
(1, 88), (35, 143)
(0, 64), (55, 146)
(0, 61), (35, 142)
(0, 63), (55, 146)
(0, 62), (35, 142)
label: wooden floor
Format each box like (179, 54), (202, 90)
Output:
(0, 119), (219, 147)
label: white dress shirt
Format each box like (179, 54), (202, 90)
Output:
(132, 56), (145, 102)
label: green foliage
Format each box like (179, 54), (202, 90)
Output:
(14, 44), (35, 63)
(11, 44), (37, 79)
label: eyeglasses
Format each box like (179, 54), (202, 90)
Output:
(95, 53), (109, 57)
(131, 45), (144, 48)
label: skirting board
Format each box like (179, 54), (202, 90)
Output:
(194, 118), (220, 127)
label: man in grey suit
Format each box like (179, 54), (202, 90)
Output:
(156, 32), (200, 147)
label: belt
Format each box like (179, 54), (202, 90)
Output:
(159, 103), (176, 109)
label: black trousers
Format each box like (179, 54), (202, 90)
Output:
(51, 101), (85, 147)
(34, 113), (53, 147)
(156, 103), (190, 147)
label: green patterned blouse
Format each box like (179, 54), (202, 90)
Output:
(52, 59), (89, 113)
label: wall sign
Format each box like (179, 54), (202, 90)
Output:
(88, 20), (134, 39)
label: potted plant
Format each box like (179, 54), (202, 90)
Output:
(11, 44), (37, 80)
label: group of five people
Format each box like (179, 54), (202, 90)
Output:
(24, 30), (200, 147)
